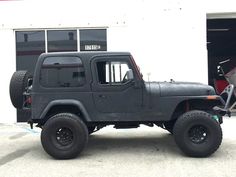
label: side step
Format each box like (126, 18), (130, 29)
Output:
(114, 124), (140, 129)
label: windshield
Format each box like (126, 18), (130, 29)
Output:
(130, 56), (143, 80)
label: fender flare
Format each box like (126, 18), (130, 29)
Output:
(39, 99), (91, 121)
(170, 95), (224, 120)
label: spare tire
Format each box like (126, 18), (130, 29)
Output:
(9, 71), (31, 109)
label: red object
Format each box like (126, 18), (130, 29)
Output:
(26, 97), (32, 104)
(214, 79), (229, 94)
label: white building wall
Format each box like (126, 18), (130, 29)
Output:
(0, 29), (16, 123)
(0, 0), (228, 123)
(206, 0), (236, 13)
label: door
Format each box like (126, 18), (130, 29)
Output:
(91, 56), (142, 115)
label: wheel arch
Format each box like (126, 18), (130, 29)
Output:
(171, 97), (223, 120)
(39, 99), (91, 124)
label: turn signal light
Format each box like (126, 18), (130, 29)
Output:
(206, 96), (217, 100)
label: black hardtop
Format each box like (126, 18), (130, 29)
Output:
(38, 51), (132, 62)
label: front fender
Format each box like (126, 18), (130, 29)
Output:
(157, 95), (224, 121)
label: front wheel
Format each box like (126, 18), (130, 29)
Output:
(41, 113), (88, 159)
(173, 110), (222, 157)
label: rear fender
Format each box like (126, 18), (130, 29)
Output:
(39, 99), (91, 121)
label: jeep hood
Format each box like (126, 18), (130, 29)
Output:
(145, 82), (216, 96)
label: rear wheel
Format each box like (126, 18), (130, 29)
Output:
(173, 110), (222, 157)
(41, 113), (88, 159)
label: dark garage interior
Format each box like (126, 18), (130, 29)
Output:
(207, 18), (236, 94)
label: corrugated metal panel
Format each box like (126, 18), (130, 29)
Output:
(207, 12), (236, 19)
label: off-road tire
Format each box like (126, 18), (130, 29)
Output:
(41, 113), (88, 159)
(9, 71), (31, 109)
(173, 110), (222, 157)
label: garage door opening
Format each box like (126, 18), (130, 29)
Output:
(207, 17), (236, 94)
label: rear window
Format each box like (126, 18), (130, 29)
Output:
(40, 56), (85, 87)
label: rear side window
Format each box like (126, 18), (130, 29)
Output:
(40, 56), (85, 87)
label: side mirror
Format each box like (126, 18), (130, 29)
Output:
(127, 69), (134, 80)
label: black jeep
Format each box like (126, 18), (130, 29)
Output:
(9, 52), (233, 159)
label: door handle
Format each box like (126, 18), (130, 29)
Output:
(98, 94), (106, 98)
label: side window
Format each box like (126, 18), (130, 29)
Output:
(40, 56), (85, 87)
(96, 61), (132, 85)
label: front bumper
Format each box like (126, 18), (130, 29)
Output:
(214, 84), (236, 116)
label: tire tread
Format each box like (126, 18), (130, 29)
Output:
(173, 110), (222, 157)
(41, 113), (88, 159)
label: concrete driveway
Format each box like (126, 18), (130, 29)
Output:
(0, 117), (236, 177)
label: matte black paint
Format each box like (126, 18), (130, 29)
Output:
(30, 52), (223, 124)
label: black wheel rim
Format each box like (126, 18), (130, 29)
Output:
(188, 125), (208, 144)
(55, 127), (74, 146)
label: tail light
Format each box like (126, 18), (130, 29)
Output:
(26, 97), (32, 104)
